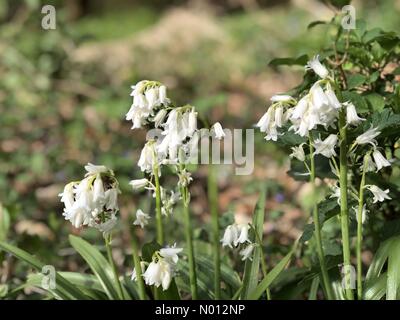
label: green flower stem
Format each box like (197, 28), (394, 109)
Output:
(250, 224), (271, 300)
(338, 109), (354, 300)
(309, 135), (334, 300)
(153, 165), (164, 245)
(131, 230), (147, 300)
(105, 236), (125, 300)
(208, 164), (221, 300)
(180, 168), (198, 299)
(356, 157), (367, 300)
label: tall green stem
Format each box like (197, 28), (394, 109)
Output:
(208, 164), (221, 300)
(105, 236), (125, 300)
(356, 157), (367, 300)
(309, 135), (334, 300)
(153, 165), (164, 245)
(338, 110), (354, 300)
(180, 181), (198, 299)
(131, 230), (147, 300)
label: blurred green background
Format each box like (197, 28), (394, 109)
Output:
(0, 0), (399, 297)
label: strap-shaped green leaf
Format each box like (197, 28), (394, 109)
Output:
(241, 185), (266, 299)
(0, 241), (89, 300)
(249, 249), (294, 300)
(69, 235), (120, 300)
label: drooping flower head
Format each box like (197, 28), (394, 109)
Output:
(59, 163), (120, 236)
(142, 244), (183, 291)
(126, 80), (170, 129)
(305, 55), (329, 79)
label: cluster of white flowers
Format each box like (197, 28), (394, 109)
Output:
(132, 245), (183, 291)
(127, 80), (226, 175)
(257, 54), (393, 216)
(221, 223), (256, 261)
(59, 163), (120, 236)
(128, 80), (226, 218)
(126, 80), (170, 129)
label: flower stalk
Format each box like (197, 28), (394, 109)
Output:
(180, 166), (198, 299)
(105, 236), (125, 300)
(131, 231), (147, 300)
(356, 157), (367, 300)
(309, 135), (334, 300)
(338, 109), (354, 300)
(153, 165), (164, 245)
(208, 164), (221, 300)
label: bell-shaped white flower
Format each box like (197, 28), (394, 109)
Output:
(178, 169), (193, 188)
(290, 143), (306, 162)
(240, 243), (256, 261)
(159, 259), (173, 291)
(221, 224), (239, 248)
(270, 94), (293, 103)
(131, 261), (147, 281)
(143, 260), (162, 287)
(366, 185), (391, 203)
(212, 122), (225, 140)
(256, 107), (275, 132)
(84, 163), (108, 177)
(305, 55), (329, 79)
(93, 174), (105, 204)
(354, 205), (368, 224)
(372, 149), (391, 171)
(138, 142), (156, 173)
(345, 102), (365, 126)
(324, 84), (342, 109)
(59, 182), (76, 210)
(363, 153), (376, 172)
(133, 209), (151, 228)
(355, 126), (380, 147)
(313, 134), (338, 158)
(105, 188), (119, 211)
(291, 96), (309, 120)
(274, 106), (284, 127)
(129, 178), (149, 190)
(234, 224), (251, 246)
(67, 205), (91, 229)
(159, 244), (183, 264)
(158, 85), (169, 105)
(187, 109), (197, 136)
(154, 109), (168, 128)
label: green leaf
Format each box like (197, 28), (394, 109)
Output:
(308, 277), (320, 300)
(386, 239), (400, 299)
(362, 28), (382, 43)
(365, 236), (400, 300)
(299, 223), (314, 243)
(27, 272), (107, 300)
(269, 54), (308, 67)
(249, 248), (294, 300)
(0, 205), (10, 241)
(0, 241), (89, 300)
(241, 185), (266, 299)
(346, 74), (367, 89)
(307, 21), (326, 30)
(328, 0), (351, 9)
(363, 274), (387, 300)
(69, 235), (120, 300)
(364, 93), (385, 112)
